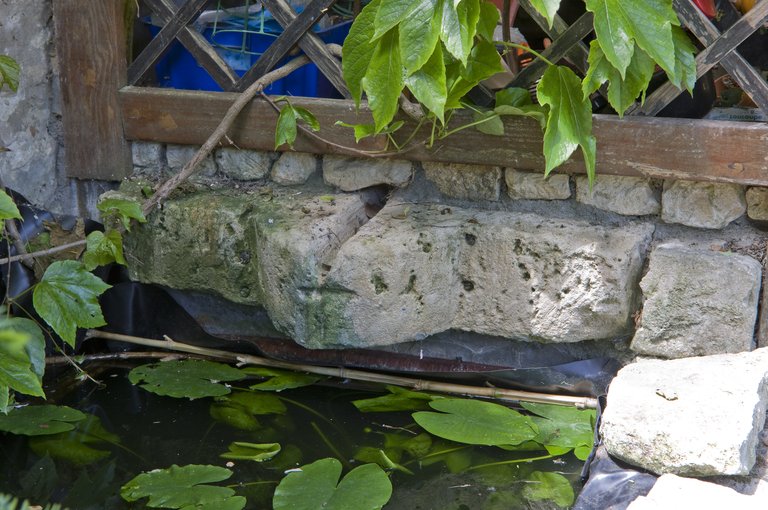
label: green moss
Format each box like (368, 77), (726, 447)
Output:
(302, 289), (356, 348)
(371, 273), (388, 294)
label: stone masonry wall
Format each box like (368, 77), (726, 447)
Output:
(120, 141), (768, 358)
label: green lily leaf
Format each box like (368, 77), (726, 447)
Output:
(29, 415), (120, 466)
(522, 402), (595, 460)
(0, 319), (45, 399)
(405, 43), (447, 122)
(83, 229), (126, 271)
(128, 359), (245, 399)
(0, 55), (20, 92)
(373, 0), (417, 39)
(0, 405), (86, 436)
(354, 447), (414, 474)
(220, 441), (281, 462)
(242, 367), (322, 391)
(343, 0), (381, 107)
(121, 464), (245, 510)
(97, 196), (146, 231)
(362, 28), (404, 131)
(537, 65), (596, 182)
(528, 0), (562, 28)
(210, 390), (286, 430)
(275, 104), (298, 149)
(0, 189), (21, 220)
(352, 385), (437, 412)
(382, 431), (433, 459)
(582, 40), (655, 117)
(671, 25), (697, 94)
(472, 110), (504, 136)
(418, 440), (472, 472)
(399, 0), (441, 75)
(476, 1), (500, 41)
(521, 471), (575, 508)
(273, 458), (392, 510)
(32, 260), (110, 348)
(413, 398), (538, 446)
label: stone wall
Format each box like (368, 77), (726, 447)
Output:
(120, 141), (768, 358)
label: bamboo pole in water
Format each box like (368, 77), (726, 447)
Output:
(84, 330), (598, 409)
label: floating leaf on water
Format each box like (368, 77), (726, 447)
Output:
(19, 455), (58, 505)
(273, 458), (392, 510)
(521, 471), (575, 508)
(242, 367), (322, 392)
(209, 403), (261, 431)
(354, 447), (413, 475)
(416, 440), (472, 473)
(28, 414), (120, 466)
(521, 402), (595, 460)
(220, 442), (281, 462)
(413, 398), (538, 446)
(353, 385), (437, 412)
(0, 405), (86, 436)
(210, 391), (287, 431)
(128, 360), (245, 399)
(63, 460), (120, 509)
(120, 464), (245, 510)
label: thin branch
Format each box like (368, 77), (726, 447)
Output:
(0, 240), (86, 266)
(45, 351), (193, 365)
(85, 330), (598, 409)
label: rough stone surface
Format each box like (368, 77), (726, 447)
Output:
(746, 187), (768, 222)
(271, 152), (317, 185)
(576, 175), (660, 216)
(662, 181), (746, 229)
(166, 144), (218, 179)
(627, 474), (765, 510)
(601, 348), (768, 476)
(631, 243), (761, 358)
(131, 142), (166, 170)
(422, 162), (501, 201)
(505, 169), (570, 200)
(323, 155), (412, 190)
(215, 148), (274, 180)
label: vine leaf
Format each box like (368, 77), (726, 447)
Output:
(275, 102), (320, 149)
(97, 196), (146, 231)
(343, 0), (381, 108)
(440, 0), (467, 64)
(0, 55), (20, 92)
(494, 87), (547, 128)
(476, 1), (500, 42)
(527, 0), (562, 28)
(373, 0), (417, 39)
(32, 260), (111, 348)
(128, 360), (245, 399)
(272, 458), (392, 510)
(120, 464), (245, 510)
(537, 65), (596, 182)
(0, 405), (86, 436)
(0, 189), (21, 220)
(0, 318), (46, 402)
(405, 43), (447, 122)
(362, 28), (404, 131)
(672, 25), (697, 94)
(400, 0), (441, 75)
(83, 230), (126, 271)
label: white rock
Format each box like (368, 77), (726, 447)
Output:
(323, 155), (412, 190)
(631, 243), (761, 358)
(505, 169), (571, 200)
(271, 152), (317, 185)
(662, 181), (746, 229)
(423, 162), (501, 201)
(628, 474), (765, 510)
(601, 348), (768, 476)
(746, 187), (768, 222)
(576, 175), (660, 216)
(214, 147), (273, 180)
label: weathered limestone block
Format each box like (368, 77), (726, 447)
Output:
(271, 152), (317, 185)
(131, 142), (165, 171)
(505, 169), (570, 200)
(631, 244), (761, 358)
(575, 175), (660, 216)
(661, 181), (746, 229)
(746, 187), (768, 222)
(601, 348), (768, 476)
(166, 144), (218, 179)
(323, 155), (412, 190)
(215, 148), (273, 180)
(628, 474), (765, 510)
(423, 162), (501, 201)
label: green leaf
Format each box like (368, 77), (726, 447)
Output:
(405, 43), (447, 122)
(121, 464), (245, 510)
(521, 471), (575, 507)
(0, 189), (21, 220)
(0, 386), (9, 414)
(413, 398), (538, 446)
(496, 87), (534, 107)
(294, 106), (320, 131)
(273, 458), (392, 510)
(242, 367), (322, 391)
(362, 28), (405, 132)
(461, 39), (505, 85)
(476, 1), (500, 41)
(671, 25), (697, 94)
(494, 104), (547, 129)
(29, 414), (120, 466)
(457, 0), (481, 64)
(0, 55), (20, 93)
(0, 318), (45, 398)
(472, 110), (504, 136)
(352, 385), (437, 412)
(275, 104), (298, 149)
(440, 0), (467, 64)
(335, 122), (377, 142)
(32, 260), (110, 348)
(537, 65), (596, 181)
(521, 402), (595, 459)
(399, 0), (441, 75)
(0, 405), (86, 436)
(128, 360), (245, 399)
(210, 390), (286, 430)
(343, 0), (381, 107)
(220, 441), (281, 462)
(528, 0), (561, 28)
(373, 0), (417, 39)
(97, 196), (146, 231)
(83, 230), (126, 271)
(354, 447), (414, 474)
(582, 40), (655, 117)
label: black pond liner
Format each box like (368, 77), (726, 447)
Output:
(1, 189), (659, 508)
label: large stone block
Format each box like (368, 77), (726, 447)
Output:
(131, 142), (165, 170)
(323, 155), (412, 191)
(271, 152), (317, 185)
(628, 474), (765, 510)
(505, 169), (570, 200)
(746, 187), (768, 222)
(215, 147), (274, 180)
(422, 162), (501, 201)
(631, 244), (761, 358)
(601, 348), (768, 476)
(661, 181), (746, 229)
(575, 175), (660, 216)
(166, 144), (218, 179)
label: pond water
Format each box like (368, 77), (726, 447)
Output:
(0, 362), (588, 509)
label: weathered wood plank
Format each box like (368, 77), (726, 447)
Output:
(127, 0), (208, 85)
(235, 0), (337, 92)
(120, 87), (768, 186)
(517, 0), (590, 74)
(145, 0), (238, 91)
(53, 0), (131, 180)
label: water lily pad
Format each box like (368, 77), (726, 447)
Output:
(413, 398), (538, 446)
(273, 458), (392, 510)
(0, 405), (86, 436)
(354, 447), (413, 475)
(242, 367), (322, 391)
(120, 464), (245, 510)
(29, 414), (120, 465)
(128, 360), (246, 399)
(353, 385), (437, 412)
(220, 442), (281, 462)
(521, 402), (595, 460)
(521, 471), (575, 508)
(210, 391), (287, 430)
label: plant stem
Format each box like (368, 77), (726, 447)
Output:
(0, 240), (86, 266)
(496, 41), (555, 67)
(311, 421), (351, 468)
(464, 452), (556, 471)
(440, 113), (502, 138)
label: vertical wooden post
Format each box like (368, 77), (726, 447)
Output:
(53, 0), (132, 180)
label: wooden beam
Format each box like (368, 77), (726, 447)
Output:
(119, 86), (768, 186)
(53, 0), (131, 180)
